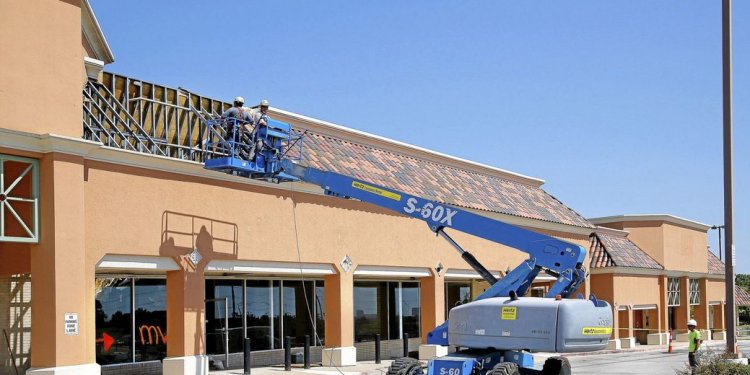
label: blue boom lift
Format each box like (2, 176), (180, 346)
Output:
(203, 117), (613, 375)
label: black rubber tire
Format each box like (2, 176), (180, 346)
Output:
(541, 356), (571, 375)
(489, 362), (520, 375)
(389, 357), (419, 375)
(403, 362), (425, 375)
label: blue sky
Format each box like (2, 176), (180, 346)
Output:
(90, 1), (748, 274)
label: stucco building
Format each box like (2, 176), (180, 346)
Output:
(0, 1), (741, 375)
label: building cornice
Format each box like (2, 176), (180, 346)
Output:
(271, 108), (545, 187)
(589, 214), (711, 232)
(591, 266), (725, 280)
(81, 0), (114, 64)
(592, 226), (629, 237)
(0, 128), (590, 237)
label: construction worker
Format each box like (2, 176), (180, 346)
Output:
(687, 319), (702, 370)
(220, 96), (253, 159)
(247, 99), (271, 160)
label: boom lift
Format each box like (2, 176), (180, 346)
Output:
(203, 117), (613, 375)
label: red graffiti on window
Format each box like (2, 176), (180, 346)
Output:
(138, 325), (167, 345)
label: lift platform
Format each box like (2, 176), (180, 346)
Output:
(203, 117), (303, 183)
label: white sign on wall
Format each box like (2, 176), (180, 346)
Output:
(64, 313), (78, 335)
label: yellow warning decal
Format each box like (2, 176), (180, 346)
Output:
(352, 181), (401, 201)
(581, 327), (613, 336)
(501, 306), (517, 320)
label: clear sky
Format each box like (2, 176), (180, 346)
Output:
(90, 1), (749, 274)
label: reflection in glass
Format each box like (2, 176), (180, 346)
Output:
(95, 278), (132, 365)
(354, 282), (388, 342)
(134, 279), (167, 362)
(282, 280), (315, 347)
(206, 280), (244, 354)
(315, 284), (325, 346)
(445, 282), (471, 318)
(401, 282), (420, 339)
(246, 280), (280, 350)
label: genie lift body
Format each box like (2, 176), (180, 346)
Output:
(203, 117), (613, 374)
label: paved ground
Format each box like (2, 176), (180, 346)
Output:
(211, 340), (750, 375)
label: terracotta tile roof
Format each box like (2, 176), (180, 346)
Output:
(737, 286), (750, 307)
(589, 232), (663, 269)
(294, 130), (593, 228)
(707, 250), (725, 275)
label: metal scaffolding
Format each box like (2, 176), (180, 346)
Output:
(82, 72), (231, 162)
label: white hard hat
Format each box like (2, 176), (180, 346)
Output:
(687, 319), (697, 326)
(234, 96), (245, 104)
(260, 99), (269, 107)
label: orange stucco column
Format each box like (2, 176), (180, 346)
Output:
(612, 304), (620, 339)
(676, 277), (690, 333)
(626, 306), (634, 338)
(420, 271), (445, 343)
(693, 278), (710, 330)
(658, 276), (669, 332)
(323, 267), (353, 347)
(714, 303), (726, 330)
(166, 264), (206, 357)
(31, 154), (96, 368)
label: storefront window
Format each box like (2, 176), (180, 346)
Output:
(315, 284), (325, 346)
(282, 281), (316, 347)
(445, 282), (471, 318)
(206, 280), (244, 355)
(246, 280), (280, 350)
(95, 278), (132, 365)
(134, 279), (167, 362)
(355, 281), (421, 342)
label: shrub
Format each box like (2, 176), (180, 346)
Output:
(675, 346), (750, 375)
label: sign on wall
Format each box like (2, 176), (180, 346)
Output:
(64, 313), (78, 335)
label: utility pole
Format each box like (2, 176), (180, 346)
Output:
(721, 0), (737, 357)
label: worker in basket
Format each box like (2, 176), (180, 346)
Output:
(220, 96), (254, 160)
(246, 99), (271, 161)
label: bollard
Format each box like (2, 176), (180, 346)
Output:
(285, 336), (292, 371)
(304, 335), (311, 369)
(375, 334), (381, 364)
(403, 333), (409, 357)
(668, 329), (673, 353)
(244, 338), (251, 374)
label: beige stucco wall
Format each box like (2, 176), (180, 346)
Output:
(706, 279), (725, 303)
(661, 222), (708, 273)
(611, 275), (661, 306)
(0, 0), (85, 137)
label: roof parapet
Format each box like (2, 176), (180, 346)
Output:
(588, 214), (711, 232)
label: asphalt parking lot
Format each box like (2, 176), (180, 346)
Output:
(211, 340), (750, 375)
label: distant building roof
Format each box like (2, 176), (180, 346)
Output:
(589, 214), (710, 232)
(708, 250), (725, 275)
(298, 130), (594, 228)
(736, 286), (750, 307)
(589, 231), (663, 269)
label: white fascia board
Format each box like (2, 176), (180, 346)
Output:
(444, 269), (491, 280)
(96, 255), (179, 271)
(588, 214), (711, 232)
(709, 301), (723, 306)
(354, 265), (431, 278)
(534, 274), (557, 282)
(81, 0), (115, 63)
(206, 260), (335, 276)
(632, 304), (658, 311)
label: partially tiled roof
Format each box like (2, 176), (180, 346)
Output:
(589, 232), (663, 269)
(737, 286), (750, 307)
(297, 130), (593, 228)
(707, 250), (725, 275)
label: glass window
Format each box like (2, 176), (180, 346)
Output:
(134, 279), (167, 362)
(354, 281), (420, 342)
(246, 280), (280, 351)
(95, 278), (132, 365)
(282, 281), (316, 347)
(401, 282), (420, 339)
(445, 282), (471, 317)
(354, 282), (388, 342)
(667, 277), (680, 307)
(206, 280), (244, 354)
(689, 279), (700, 306)
(315, 283), (325, 346)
